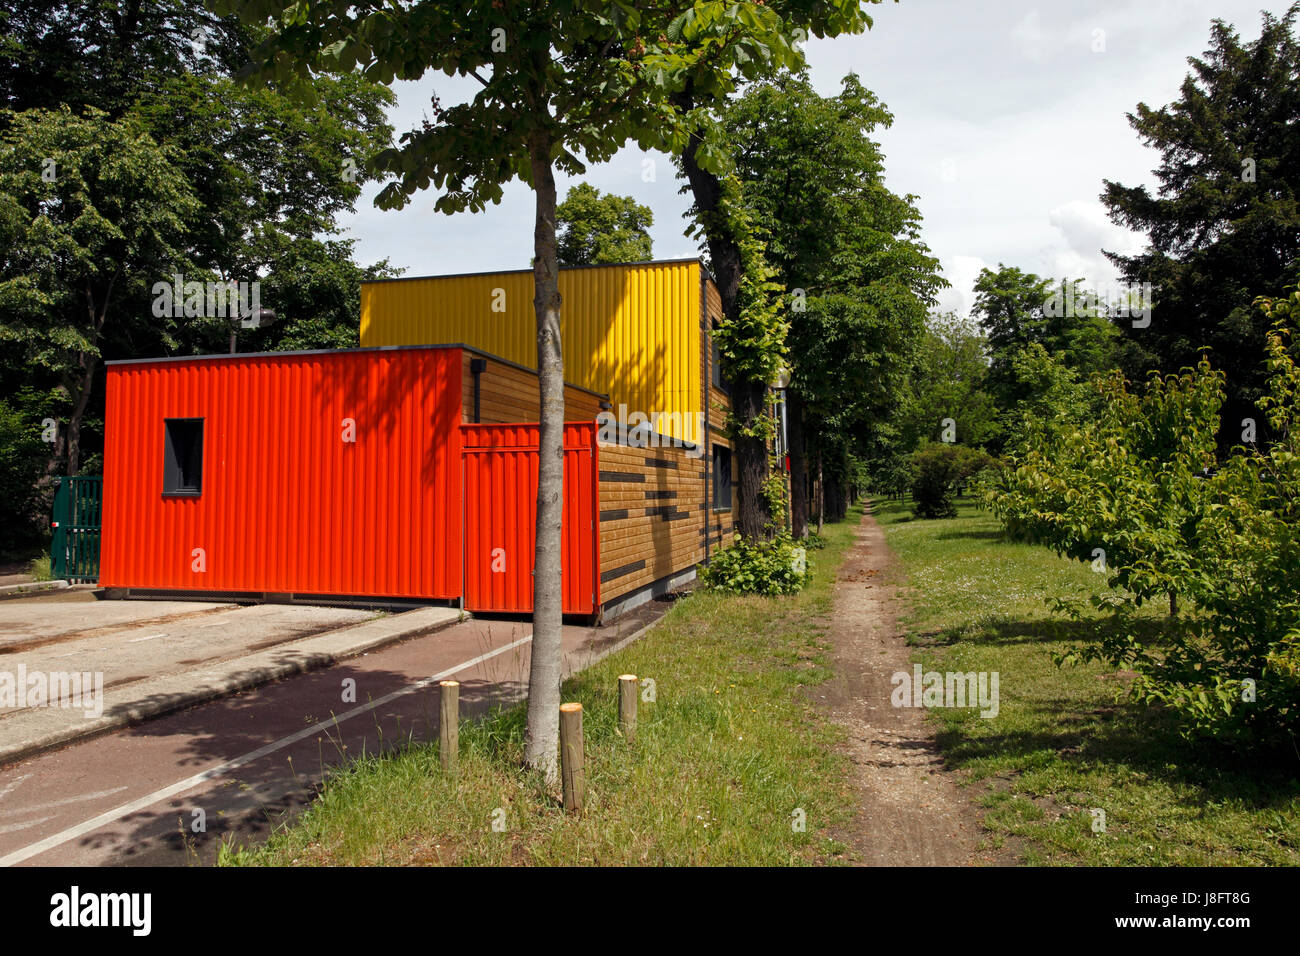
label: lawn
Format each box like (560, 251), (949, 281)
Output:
(219, 509), (863, 866)
(876, 496), (1300, 866)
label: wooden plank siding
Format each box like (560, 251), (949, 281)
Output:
(460, 349), (606, 424)
(597, 438), (710, 602)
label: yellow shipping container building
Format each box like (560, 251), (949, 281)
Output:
(360, 258), (718, 442)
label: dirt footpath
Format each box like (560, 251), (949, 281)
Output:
(818, 505), (1001, 866)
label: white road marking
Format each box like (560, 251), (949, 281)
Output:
(0, 633), (532, 867)
(0, 816), (55, 836)
(0, 786), (129, 819)
(127, 633), (168, 643)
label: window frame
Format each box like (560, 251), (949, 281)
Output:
(162, 417), (205, 497)
(712, 443), (732, 513)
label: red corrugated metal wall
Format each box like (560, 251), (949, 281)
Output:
(101, 348), (463, 599)
(461, 423), (598, 615)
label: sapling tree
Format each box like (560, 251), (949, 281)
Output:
(982, 293), (1300, 741)
(218, 0), (695, 783)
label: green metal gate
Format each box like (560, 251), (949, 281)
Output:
(52, 476), (102, 582)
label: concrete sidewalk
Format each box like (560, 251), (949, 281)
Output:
(0, 604), (464, 766)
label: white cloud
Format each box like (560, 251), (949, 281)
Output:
(1044, 199), (1146, 290)
(938, 255), (991, 316)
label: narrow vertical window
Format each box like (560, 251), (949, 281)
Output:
(163, 418), (204, 496)
(712, 444), (732, 511)
(711, 322), (729, 392)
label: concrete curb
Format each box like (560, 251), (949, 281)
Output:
(0, 606), (466, 767)
(0, 580), (70, 600)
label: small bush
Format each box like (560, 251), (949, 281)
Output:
(801, 531), (828, 551)
(910, 443), (992, 519)
(699, 534), (811, 595)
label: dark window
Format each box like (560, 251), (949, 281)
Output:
(711, 323), (729, 392)
(163, 418), (204, 496)
(712, 444), (732, 511)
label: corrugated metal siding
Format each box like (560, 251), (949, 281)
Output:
(461, 423), (598, 615)
(101, 348), (462, 599)
(362, 261), (701, 440)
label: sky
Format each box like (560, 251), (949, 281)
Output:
(337, 0), (1294, 318)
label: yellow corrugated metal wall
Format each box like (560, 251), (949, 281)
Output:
(360, 260), (702, 441)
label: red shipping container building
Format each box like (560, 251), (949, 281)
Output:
(101, 345), (604, 615)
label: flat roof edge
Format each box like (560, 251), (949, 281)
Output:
(361, 257), (707, 285)
(105, 343), (609, 400)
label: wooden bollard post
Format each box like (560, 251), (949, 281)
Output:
(618, 674), (638, 743)
(559, 702), (585, 812)
(440, 680), (459, 772)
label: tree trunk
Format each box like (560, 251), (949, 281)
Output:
(816, 448), (824, 536)
(65, 352), (97, 476)
(787, 388), (808, 539)
(523, 132), (565, 786)
(673, 88), (770, 540)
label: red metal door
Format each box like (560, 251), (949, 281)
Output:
(461, 423), (598, 615)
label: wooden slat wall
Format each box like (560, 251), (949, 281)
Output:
(461, 350), (605, 424)
(598, 438), (709, 602)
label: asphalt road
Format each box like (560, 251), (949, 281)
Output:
(0, 601), (663, 866)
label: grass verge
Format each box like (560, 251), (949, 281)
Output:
(876, 496), (1300, 865)
(219, 508), (863, 866)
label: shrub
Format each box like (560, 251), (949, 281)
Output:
(699, 534), (811, 595)
(984, 292), (1300, 744)
(909, 443), (992, 519)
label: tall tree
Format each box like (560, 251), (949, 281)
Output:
(898, 312), (1001, 453)
(718, 72), (943, 535)
(130, 69), (396, 356)
(0, 0), (247, 116)
(0, 1), (396, 487)
(0, 108), (198, 476)
(556, 182), (653, 265)
(654, 1), (878, 540)
(972, 265), (1119, 422)
(1101, 4), (1300, 443)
